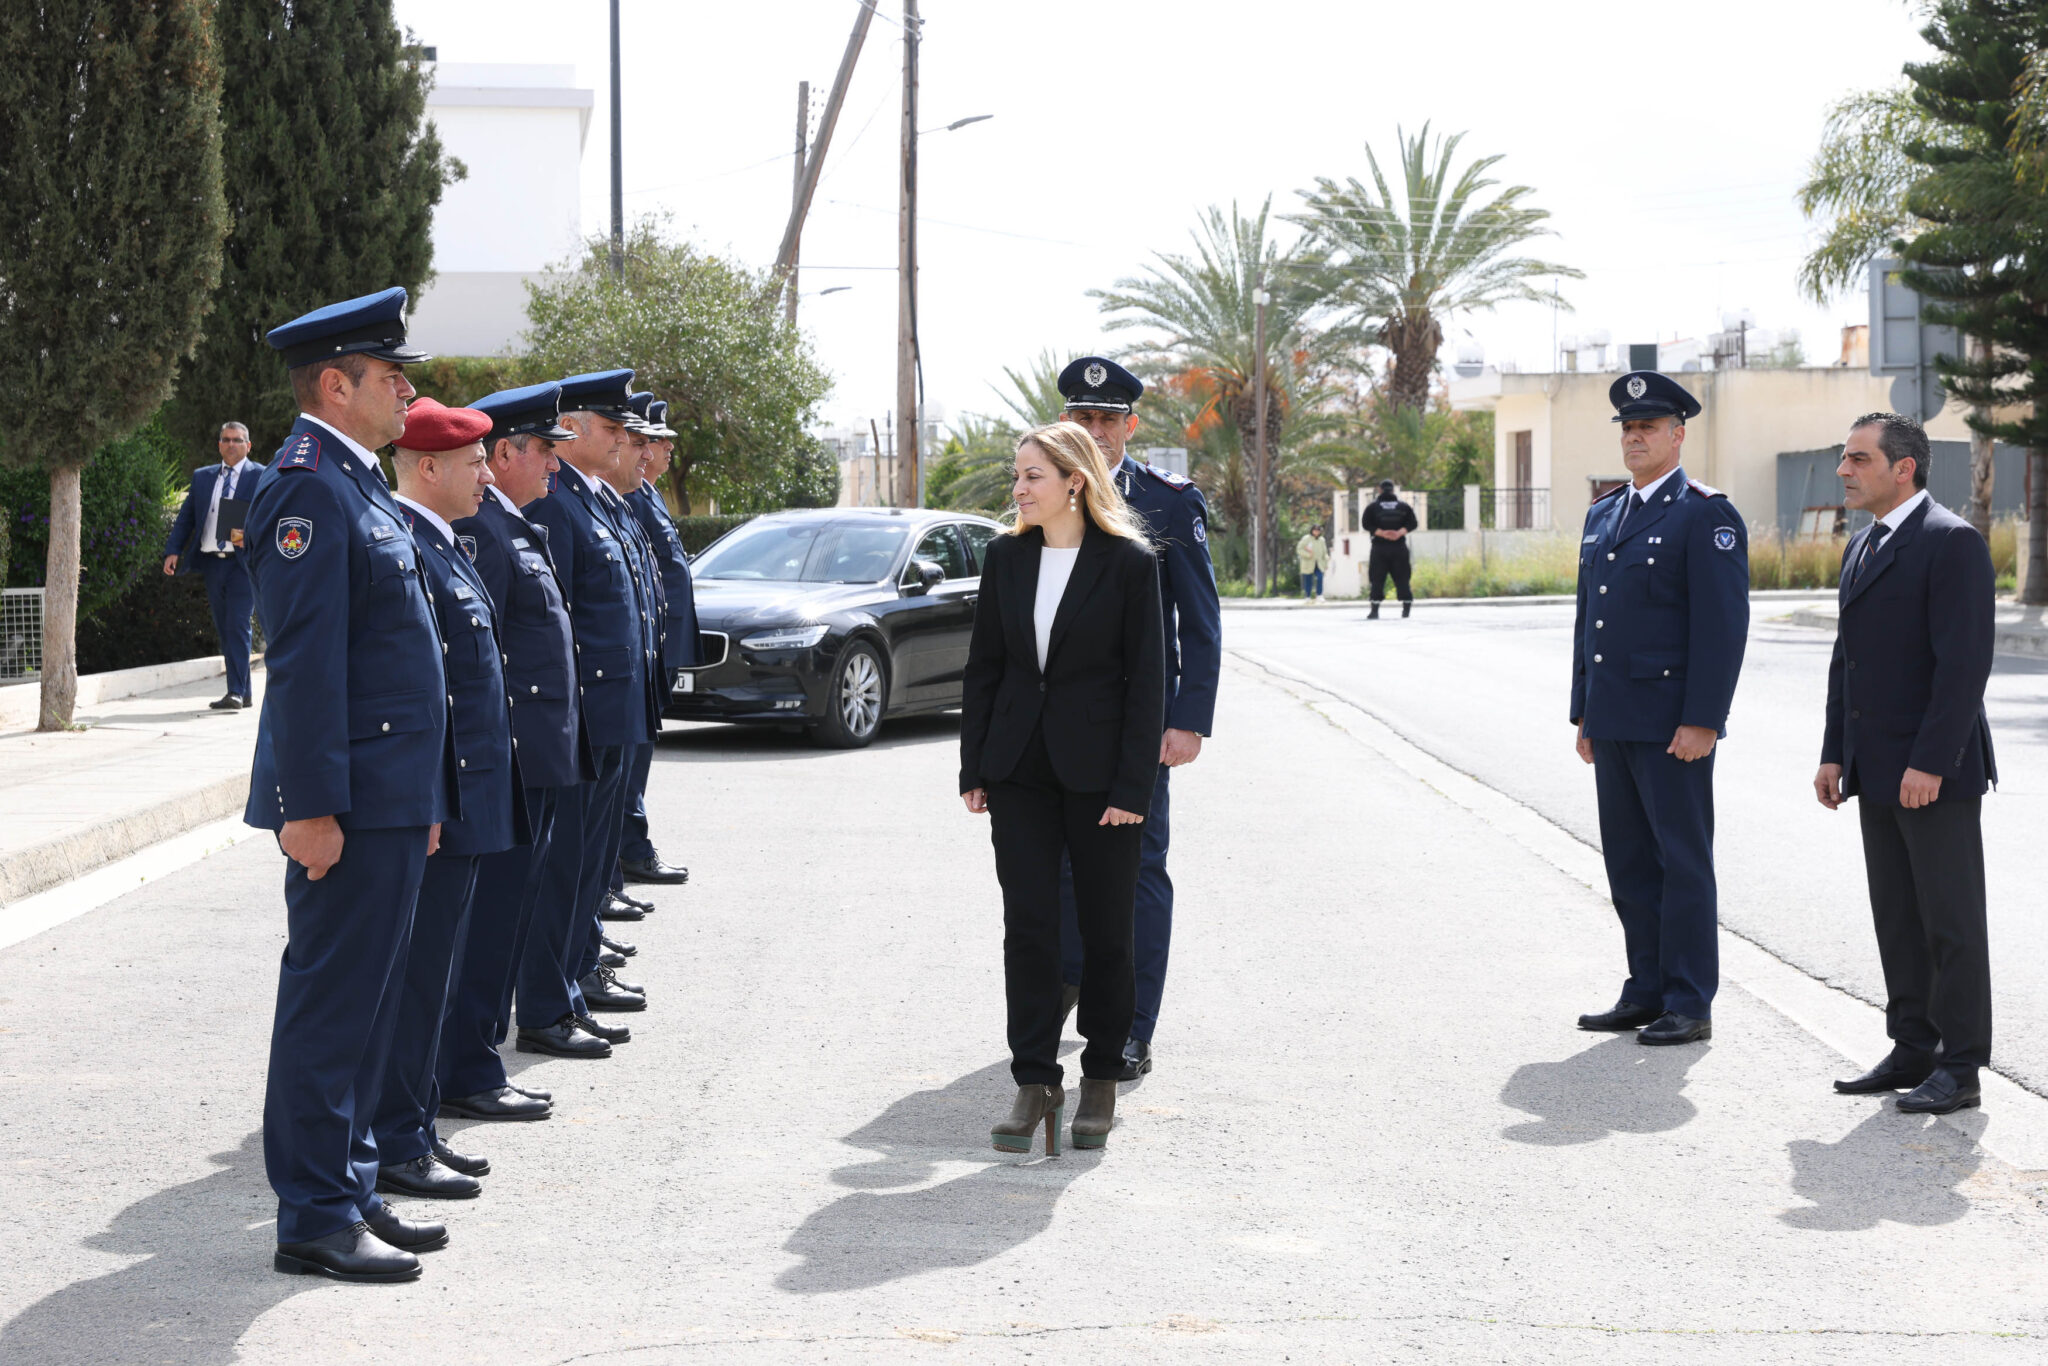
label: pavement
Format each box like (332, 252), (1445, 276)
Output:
(5, 649), (2048, 1362)
(1787, 599), (2048, 658)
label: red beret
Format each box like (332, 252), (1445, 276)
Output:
(396, 396), (493, 453)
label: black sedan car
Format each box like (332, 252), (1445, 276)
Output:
(666, 507), (1005, 747)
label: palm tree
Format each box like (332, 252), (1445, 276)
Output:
(994, 349), (1070, 429)
(1290, 125), (1580, 413)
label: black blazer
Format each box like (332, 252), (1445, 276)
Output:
(1822, 496), (1997, 803)
(959, 521), (1166, 814)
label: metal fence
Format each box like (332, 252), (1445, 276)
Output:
(1411, 487), (1552, 532)
(0, 588), (41, 679)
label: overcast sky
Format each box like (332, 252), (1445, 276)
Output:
(394, 0), (1934, 433)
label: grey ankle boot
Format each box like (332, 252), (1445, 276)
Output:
(992, 1083), (1064, 1155)
(1071, 1078), (1116, 1149)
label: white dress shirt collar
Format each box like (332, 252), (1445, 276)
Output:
(488, 484), (526, 517)
(1630, 465), (1682, 505)
(393, 494), (457, 548)
(1876, 488), (1930, 533)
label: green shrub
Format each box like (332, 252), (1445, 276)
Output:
(1, 415), (179, 619)
(673, 514), (754, 556)
(76, 568), (221, 674)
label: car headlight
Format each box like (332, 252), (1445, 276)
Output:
(739, 624), (829, 651)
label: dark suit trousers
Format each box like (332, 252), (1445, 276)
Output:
(441, 786), (558, 1098)
(617, 736), (659, 868)
(370, 851), (480, 1166)
(1058, 761), (1173, 1040)
(1857, 797), (1992, 1067)
(988, 727), (1142, 1085)
(198, 553), (254, 699)
(1591, 739), (1719, 1020)
(516, 774), (597, 1028)
(569, 744), (629, 1002)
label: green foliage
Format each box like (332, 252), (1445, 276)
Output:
(725, 438), (839, 512)
(993, 350), (1071, 429)
(2, 416), (181, 618)
(1796, 87), (1961, 302)
(672, 514), (755, 557)
(409, 356), (540, 409)
(158, 0), (455, 463)
(932, 413), (1022, 513)
(1403, 537), (1580, 599)
(75, 571), (219, 674)
(524, 217), (833, 514)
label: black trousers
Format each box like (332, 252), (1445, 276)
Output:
(987, 727), (1142, 1086)
(1857, 796), (1991, 1068)
(1368, 540), (1412, 602)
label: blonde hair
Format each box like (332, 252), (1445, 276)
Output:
(1009, 422), (1153, 546)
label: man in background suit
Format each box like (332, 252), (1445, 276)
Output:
(163, 421), (264, 709)
(1817, 411), (1997, 1116)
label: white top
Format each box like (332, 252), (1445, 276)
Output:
(1034, 545), (1080, 671)
(487, 483), (524, 516)
(202, 458), (247, 552)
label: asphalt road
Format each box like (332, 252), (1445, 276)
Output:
(3, 653), (2047, 1362)
(1226, 598), (2048, 1096)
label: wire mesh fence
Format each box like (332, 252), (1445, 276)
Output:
(0, 588), (41, 679)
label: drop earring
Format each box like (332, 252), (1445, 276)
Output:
(1068, 486), (1079, 512)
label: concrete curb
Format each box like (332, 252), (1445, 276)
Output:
(0, 655), (238, 734)
(0, 770), (250, 906)
(1786, 605), (2048, 657)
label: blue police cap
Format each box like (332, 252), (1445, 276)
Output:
(642, 397), (677, 439)
(470, 382), (574, 443)
(265, 286), (431, 369)
(626, 389), (670, 436)
(555, 369), (637, 422)
(1609, 370), (1702, 423)
(1057, 356), (1144, 414)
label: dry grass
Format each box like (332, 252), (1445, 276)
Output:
(1405, 536), (1581, 599)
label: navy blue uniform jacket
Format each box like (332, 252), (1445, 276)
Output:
(398, 504), (524, 855)
(1572, 469), (1749, 741)
(1821, 496), (1997, 802)
(606, 484), (666, 683)
(1114, 456), (1221, 736)
(242, 418), (456, 830)
(625, 482), (702, 668)
(455, 494), (594, 790)
(165, 460), (267, 570)
(522, 469), (655, 749)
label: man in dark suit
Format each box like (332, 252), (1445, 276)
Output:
(163, 421), (264, 709)
(1816, 411), (1997, 1115)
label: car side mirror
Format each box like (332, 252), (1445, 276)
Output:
(903, 559), (944, 595)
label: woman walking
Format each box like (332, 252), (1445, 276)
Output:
(960, 422), (1165, 1155)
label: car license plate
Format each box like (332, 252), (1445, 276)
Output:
(674, 673), (695, 694)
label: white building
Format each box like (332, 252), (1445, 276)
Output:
(406, 62), (593, 357)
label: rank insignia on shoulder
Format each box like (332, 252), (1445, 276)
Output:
(1713, 527), (1739, 551)
(277, 517), (312, 560)
(458, 534), (477, 563)
(279, 434), (321, 470)
(1140, 462), (1190, 489)
(1688, 479), (1725, 498)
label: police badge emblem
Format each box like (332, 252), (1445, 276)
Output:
(1084, 362), (1108, 389)
(1627, 376), (1648, 400)
(458, 535), (478, 563)
(276, 517), (312, 560)
(1192, 518), (1207, 544)
(1713, 527), (1738, 551)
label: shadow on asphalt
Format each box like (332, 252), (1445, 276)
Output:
(0, 1130), (311, 1366)
(778, 1048), (1104, 1293)
(1498, 1034), (1705, 1145)
(654, 712), (959, 760)
(1780, 1107), (1982, 1230)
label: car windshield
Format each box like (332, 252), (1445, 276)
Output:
(694, 519), (910, 583)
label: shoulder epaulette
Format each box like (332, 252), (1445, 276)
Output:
(1688, 478), (1726, 499)
(1594, 483), (1628, 503)
(1138, 462), (1192, 490)
(277, 432), (322, 472)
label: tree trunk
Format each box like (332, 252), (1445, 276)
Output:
(38, 463), (82, 731)
(1966, 336), (1994, 537)
(2025, 448), (2047, 606)
(1382, 312), (1444, 414)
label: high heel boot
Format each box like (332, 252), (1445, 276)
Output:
(1070, 1078), (1116, 1150)
(992, 1083), (1063, 1155)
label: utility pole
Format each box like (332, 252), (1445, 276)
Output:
(607, 0), (624, 279)
(1253, 280), (1270, 594)
(772, 1), (875, 309)
(785, 80), (809, 327)
(895, 0), (922, 507)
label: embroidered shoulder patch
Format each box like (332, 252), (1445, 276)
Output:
(458, 534), (477, 563)
(1713, 527), (1738, 551)
(1192, 517), (1207, 544)
(276, 517), (312, 560)
(278, 433), (322, 471)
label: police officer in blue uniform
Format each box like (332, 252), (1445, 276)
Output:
(368, 399), (525, 1200)
(246, 287), (458, 1283)
(521, 370), (656, 1031)
(1054, 356), (1222, 1079)
(1572, 371), (1749, 1046)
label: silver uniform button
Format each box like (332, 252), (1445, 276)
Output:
(470, 616), (480, 627)
(530, 685), (539, 694)
(1663, 669), (1671, 677)
(1599, 585), (1608, 594)
(595, 669), (604, 678)
(1593, 654), (1603, 664)
(1647, 557), (1656, 565)
(381, 722), (391, 732)
(447, 694), (453, 706)
(1595, 620), (1604, 629)
(460, 758), (467, 768)
(1606, 552), (1616, 561)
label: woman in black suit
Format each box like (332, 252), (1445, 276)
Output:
(960, 421), (1165, 1156)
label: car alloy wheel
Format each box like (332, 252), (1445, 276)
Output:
(814, 640), (885, 748)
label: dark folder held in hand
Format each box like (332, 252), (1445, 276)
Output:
(217, 497), (249, 538)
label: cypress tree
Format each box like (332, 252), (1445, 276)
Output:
(162, 0), (456, 465)
(0, 0), (228, 728)
(1897, 0), (2048, 602)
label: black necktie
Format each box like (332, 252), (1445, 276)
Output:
(1853, 524), (1891, 583)
(1617, 490), (1641, 532)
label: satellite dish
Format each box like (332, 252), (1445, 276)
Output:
(1453, 340), (1485, 378)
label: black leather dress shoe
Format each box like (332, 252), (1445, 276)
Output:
(431, 1137), (489, 1177)
(1637, 1012), (1712, 1045)
(274, 1222), (419, 1282)
(599, 933), (637, 958)
(598, 946), (628, 969)
(1578, 1001), (1662, 1031)
(208, 693), (243, 711)
(439, 1085), (551, 1121)
(1834, 1051), (1936, 1095)
(515, 1016), (612, 1058)
(578, 967), (647, 1012)
(509, 1082), (552, 1102)
(363, 1204), (449, 1251)
(574, 1011), (632, 1045)
(597, 894), (645, 922)
(1897, 1065), (1981, 1114)
(602, 965), (645, 995)
(621, 855), (689, 885)
(613, 887), (656, 912)
(1116, 1036), (1152, 1081)
(376, 1154), (480, 1200)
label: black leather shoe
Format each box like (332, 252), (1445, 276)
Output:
(1834, 1050), (1937, 1095)
(1578, 1001), (1662, 1032)
(599, 933), (637, 958)
(613, 887), (656, 912)
(578, 967), (647, 1012)
(208, 693), (243, 711)
(621, 855), (689, 885)
(1637, 1012), (1712, 1045)
(601, 965), (644, 995)
(515, 1016), (612, 1058)
(362, 1204), (449, 1251)
(599, 946), (628, 969)
(1116, 1036), (1152, 1081)
(274, 1222), (419, 1282)
(509, 1082), (552, 1102)
(431, 1137), (489, 1177)
(598, 894), (645, 922)
(574, 1011), (632, 1045)
(1897, 1065), (1981, 1114)
(376, 1154), (480, 1200)
(439, 1085), (551, 1121)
